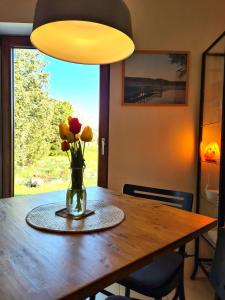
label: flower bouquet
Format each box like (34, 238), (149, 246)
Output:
(59, 116), (93, 217)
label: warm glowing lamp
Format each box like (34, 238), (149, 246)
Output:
(31, 0), (135, 64)
(203, 142), (220, 162)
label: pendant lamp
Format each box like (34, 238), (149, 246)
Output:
(31, 0), (135, 64)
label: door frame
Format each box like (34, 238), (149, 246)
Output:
(98, 64), (110, 188)
(0, 36), (109, 197)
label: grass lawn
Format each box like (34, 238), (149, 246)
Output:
(14, 143), (98, 196)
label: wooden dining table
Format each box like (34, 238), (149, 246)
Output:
(0, 186), (216, 300)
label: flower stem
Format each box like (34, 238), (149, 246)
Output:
(66, 150), (70, 162)
(83, 142), (86, 156)
(74, 137), (76, 151)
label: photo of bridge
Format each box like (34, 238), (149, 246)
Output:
(123, 52), (188, 105)
(124, 76), (186, 104)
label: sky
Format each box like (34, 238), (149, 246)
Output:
(125, 53), (184, 81)
(43, 55), (100, 130)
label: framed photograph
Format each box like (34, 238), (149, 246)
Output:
(122, 51), (189, 105)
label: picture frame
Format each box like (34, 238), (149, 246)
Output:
(122, 51), (189, 106)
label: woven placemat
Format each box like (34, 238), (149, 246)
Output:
(26, 202), (125, 233)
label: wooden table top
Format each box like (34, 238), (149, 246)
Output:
(0, 187), (216, 300)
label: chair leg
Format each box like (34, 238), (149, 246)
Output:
(191, 238), (199, 280)
(125, 287), (130, 297)
(177, 279), (185, 300)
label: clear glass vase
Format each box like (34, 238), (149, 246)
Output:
(66, 167), (86, 217)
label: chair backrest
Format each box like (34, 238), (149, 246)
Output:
(123, 184), (193, 212)
(210, 228), (225, 299)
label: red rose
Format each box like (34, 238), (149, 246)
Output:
(69, 118), (82, 134)
(61, 141), (70, 152)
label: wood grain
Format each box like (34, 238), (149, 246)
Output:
(0, 187), (216, 300)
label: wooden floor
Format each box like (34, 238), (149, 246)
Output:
(95, 257), (214, 300)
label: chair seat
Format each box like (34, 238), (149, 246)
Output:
(119, 252), (183, 297)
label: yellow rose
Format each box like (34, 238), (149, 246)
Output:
(59, 123), (69, 140)
(81, 126), (93, 142)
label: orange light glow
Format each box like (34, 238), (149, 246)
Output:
(203, 142), (220, 162)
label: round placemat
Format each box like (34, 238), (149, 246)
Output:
(26, 202), (125, 233)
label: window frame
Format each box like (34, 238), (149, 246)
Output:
(0, 36), (109, 197)
(0, 36), (2, 198)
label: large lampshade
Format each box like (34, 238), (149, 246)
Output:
(30, 0), (135, 64)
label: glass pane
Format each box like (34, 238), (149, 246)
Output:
(203, 55), (224, 125)
(200, 48), (224, 219)
(13, 48), (99, 196)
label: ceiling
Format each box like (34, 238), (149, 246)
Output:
(0, 0), (36, 35)
(0, 22), (32, 35)
(0, 0), (36, 23)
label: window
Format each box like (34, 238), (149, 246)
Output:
(0, 36), (109, 198)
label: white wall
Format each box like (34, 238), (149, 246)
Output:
(0, 0), (35, 23)
(108, 0), (225, 194)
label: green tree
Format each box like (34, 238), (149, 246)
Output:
(168, 54), (187, 79)
(49, 99), (73, 156)
(14, 49), (72, 166)
(14, 49), (53, 166)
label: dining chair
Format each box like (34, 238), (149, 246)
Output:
(209, 227), (225, 300)
(91, 184), (193, 300)
(118, 184), (193, 300)
(106, 297), (134, 300)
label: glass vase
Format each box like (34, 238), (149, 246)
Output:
(66, 167), (86, 217)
